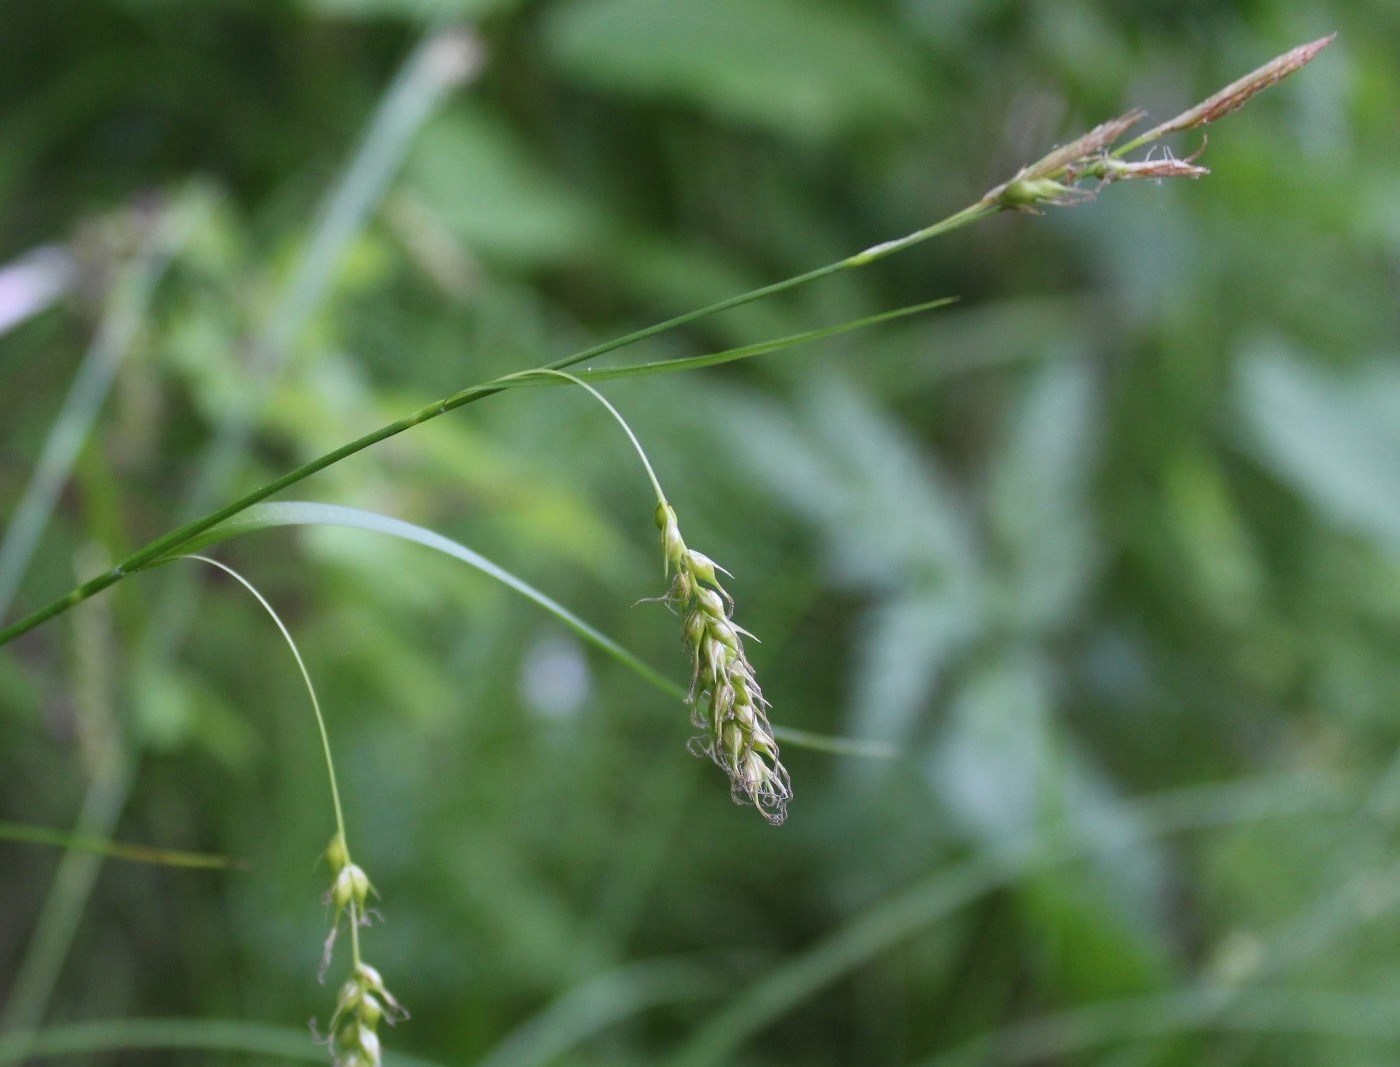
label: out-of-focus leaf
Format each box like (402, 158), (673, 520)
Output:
(930, 650), (1058, 851)
(847, 588), (982, 750)
(1238, 342), (1400, 552)
(722, 372), (977, 589)
(129, 660), (261, 767)
(304, 0), (522, 19)
(322, 603), (461, 724)
(0, 1018), (450, 1065)
(406, 108), (602, 267)
(1, 8), (1382, 1061)
(1019, 863), (1168, 1002)
(988, 355), (1100, 631)
(474, 960), (715, 1067)
(1161, 446), (1266, 629)
(540, 0), (923, 142)
(713, 373), (983, 751)
(444, 831), (607, 989)
(929, 650), (1170, 997)
(862, 296), (1085, 398)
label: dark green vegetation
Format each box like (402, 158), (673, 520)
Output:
(2, 2), (1397, 1065)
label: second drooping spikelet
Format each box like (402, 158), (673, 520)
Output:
(656, 501), (791, 825)
(319, 833), (407, 1067)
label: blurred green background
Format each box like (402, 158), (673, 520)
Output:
(2, 1), (1398, 1065)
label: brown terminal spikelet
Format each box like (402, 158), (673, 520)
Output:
(1133, 34), (1336, 144)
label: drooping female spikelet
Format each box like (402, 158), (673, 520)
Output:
(656, 502), (791, 825)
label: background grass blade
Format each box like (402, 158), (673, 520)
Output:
(0, 191), (202, 621)
(474, 960), (717, 1067)
(0, 27), (475, 1047)
(667, 774), (1351, 1066)
(0, 821), (238, 869)
(915, 988), (1400, 1066)
(0, 1018), (449, 1066)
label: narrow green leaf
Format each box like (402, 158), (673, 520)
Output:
(503, 298), (958, 386)
(172, 502), (892, 758)
(170, 501), (686, 700)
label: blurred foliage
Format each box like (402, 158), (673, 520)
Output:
(2, 1), (1399, 1065)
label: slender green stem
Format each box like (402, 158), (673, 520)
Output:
(486, 373), (903, 762)
(1, 36), (1329, 649)
(508, 369), (668, 504)
(174, 28), (478, 529)
(844, 202), (995, 266)
(0, 203), (997, 650)
(172, 554), (357, 970)
(176, 556), (344, 836)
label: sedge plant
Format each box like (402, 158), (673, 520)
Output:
(0, 34), (1333, 1066)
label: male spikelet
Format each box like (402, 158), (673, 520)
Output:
(983, 34), (1334, 212)
(656, 501), (792, 824)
